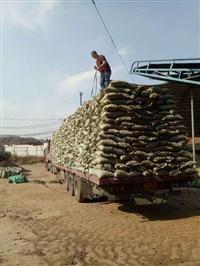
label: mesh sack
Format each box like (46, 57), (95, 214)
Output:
(116, 116), (133, 123)
(115, 163), (131, 172)
(114, 169), (129, 178)
(126, 160), (141, 167)
(121, 122), (135, 127)
(101, 111), (126, 119)
(166, 99), (176, 105)
(159, 105), (176, 110)
(174, 156), (189, 163)
(106, 86), (131, 94)
(181, 168), (198, 174)
(123, 136), (138, 143)
(169, 169), (181, 176)
(97, 139), (117, 147)
(99, 123), (121, 130)
(132, 124), (146, 130)
(143, 170), (155, 176)
(120, 154), (132, 161)
(161, 88), (170, 94)
(98, 132), (123, 142)
(101, 117), (116, 124)
(147, 87), (162, 94)
(169, 135), (188, 142)
(94, 157), (117, 165)
(134, 165), (147, 172)
(95, 151), (117, 159)
(118, 130), (133, 137)
(134, 150), (148, 159)
(128, 170), (143, 177)
(178, 150), (193, 159)
(162, 114), (183, 121)
(138, 135), (151, 142)
(89, 168), (114, 178)
(132, 141), (147, 147)
(159, 94), (173, 100)
(178, 161), (196, 169)
(117, 142), (132, 149)
(109, 80), (135, 89)
(146, 141), (159, 148)
(102, 104), (119, 112)
(149, 92), (159, 99)
(97, 145), (126, 156)
(100, 129), (119, 135)
(153, 157), (165, 163)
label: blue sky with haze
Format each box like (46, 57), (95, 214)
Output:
(1, 0), (199, 139)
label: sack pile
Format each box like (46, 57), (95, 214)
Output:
(0, 167), (22, 178)
(49, 80), (197, 178)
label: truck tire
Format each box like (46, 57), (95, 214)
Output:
(74, 178), (85, 202)
(56, 171), (60, 182)
(50, 165), (53, 173)
(53, 166), (57, 175)
(64, 172), (70, 191)
(69, 173), (74, 196)
(45, 162), (50, 171)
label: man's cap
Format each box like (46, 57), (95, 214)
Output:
(91, 50), (97, 55)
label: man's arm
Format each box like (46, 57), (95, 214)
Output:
(97, 60), (107, 71)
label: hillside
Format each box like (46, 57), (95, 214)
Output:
(0, 136), (46, 145)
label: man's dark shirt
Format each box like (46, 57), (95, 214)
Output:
(96, 55), (111, 74)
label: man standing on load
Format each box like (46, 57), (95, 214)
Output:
(91, 51), (111, 89)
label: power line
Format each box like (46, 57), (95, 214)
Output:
(0, 118), (64, 121)
(17, 127), (60, 137)
(1, 121), (63, 129)
(91, 0), (134, 83)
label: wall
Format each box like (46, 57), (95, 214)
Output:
(4, 143), (48, 157)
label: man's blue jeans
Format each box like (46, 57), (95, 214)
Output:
(100, 71), (111, 89)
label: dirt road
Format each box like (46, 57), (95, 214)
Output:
(0, 163), (200, 266)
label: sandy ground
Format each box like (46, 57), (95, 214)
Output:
(0, 163), (200, 266)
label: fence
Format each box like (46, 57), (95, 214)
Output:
(3, 143), (48, 157)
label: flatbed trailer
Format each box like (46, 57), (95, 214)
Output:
(45, 153), (197, 204)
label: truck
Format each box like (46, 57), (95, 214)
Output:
(44, 80), (198, 204)
(45, 143), (197, 203)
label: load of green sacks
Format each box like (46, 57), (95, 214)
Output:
(49, 80), (198, 179)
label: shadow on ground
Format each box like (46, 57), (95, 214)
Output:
(117, 196), (200, 221)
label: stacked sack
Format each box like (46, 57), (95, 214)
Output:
(0, 167), (22, 178)
(49, 80), (198, 178)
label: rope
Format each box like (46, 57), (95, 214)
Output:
(85, 70), (99, 174)
(90, 70), (98, 100)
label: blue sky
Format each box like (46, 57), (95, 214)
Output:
(1, 0), (199, 139)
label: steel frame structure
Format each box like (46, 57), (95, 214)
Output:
(130, 58), (200, 85)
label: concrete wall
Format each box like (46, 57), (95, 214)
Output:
(4, 143), (48, 157)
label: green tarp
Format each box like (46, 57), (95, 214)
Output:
(8, 174), (28, 184)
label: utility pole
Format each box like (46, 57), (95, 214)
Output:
(79, 92), (83, 106)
